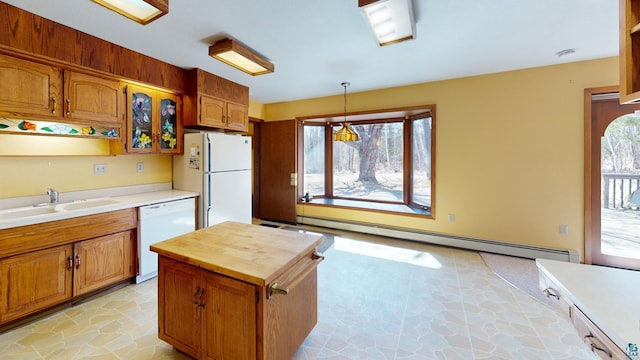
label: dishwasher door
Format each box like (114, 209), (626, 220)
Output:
(137, 198), (195, 283)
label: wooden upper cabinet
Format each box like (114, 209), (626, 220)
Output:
(119, 83), (182, 155)
(0, 53), (62, 119)
(183, 68), (249, 132)
(0, 53), (122, 126)
(192, 94), (248, 131)
(63, 71), (121, 124)
(199, 94), (226, 128)
(227, 101), (249, 131)
(620, 0), (640, 103)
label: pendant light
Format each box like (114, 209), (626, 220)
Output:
(333, 82), (359, 142)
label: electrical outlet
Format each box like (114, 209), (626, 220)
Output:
(137, 162), (144, 173)
(559, 224), (569, 235)
(94, 164), (107, 175)
(448, 214), (455, 223)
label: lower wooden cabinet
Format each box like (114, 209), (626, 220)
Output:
(73, 230), (136, 295)
(158, 256), (256, 360)
(0, 230), (135, 325)
(0, 244), (73, 324)
(0, 209), (138, 326)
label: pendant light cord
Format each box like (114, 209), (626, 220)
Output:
(342, 82), (350, 123)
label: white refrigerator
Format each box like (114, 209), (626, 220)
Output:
(173, 132), (252, 229)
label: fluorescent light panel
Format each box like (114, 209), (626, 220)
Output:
(91, 0), (168, 25)
(209, 39), (274, 76)
(359, 0), (415, 46)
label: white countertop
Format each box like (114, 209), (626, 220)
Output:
(0, 186), (198, 230)
(536, 259), (640, 351)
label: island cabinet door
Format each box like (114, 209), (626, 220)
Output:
(201, 271), (256, 360)
(158, 256), (201, 359)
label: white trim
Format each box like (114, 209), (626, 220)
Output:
(297, 215), (579, 263)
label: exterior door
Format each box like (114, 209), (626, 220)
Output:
(258, 120), (298, 223)
(585, 87), (640, 270)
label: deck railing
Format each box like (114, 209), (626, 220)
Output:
(602, 173), (640, 209)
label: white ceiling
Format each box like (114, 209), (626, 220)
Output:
(3, 0), (619, 104)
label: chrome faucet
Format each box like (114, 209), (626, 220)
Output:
(47, 188), (59, 204)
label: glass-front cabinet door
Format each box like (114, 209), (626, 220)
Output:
(125, 84), (181, 154)
(129, 86), (154, 153)
(158, 93), (181, 153)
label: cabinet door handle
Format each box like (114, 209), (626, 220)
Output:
(75, 254), (81, 269)
(52, 96), (57, 115)
(312, 251), (325, 261)
(269, 283), (289, 296)
(543, 288), (559, 300)
(193, 286), (200, 305)
(584, 334), (612, 358)
(67, 256), (73, 270)
(66, 98), (71, 116)
(198, 289), (205, 308)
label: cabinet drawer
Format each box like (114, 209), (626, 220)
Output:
(572, 306), (629, 360)
(538, 270), (572, 318)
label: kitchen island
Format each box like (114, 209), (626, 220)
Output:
(150, 221), (324, 360)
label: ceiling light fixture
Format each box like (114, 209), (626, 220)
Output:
(209, 39), (274, 76)
(359, 0), (415, 46)
(91, 0), (168, 25)
(333, 82), (359, 142)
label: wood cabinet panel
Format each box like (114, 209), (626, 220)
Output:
(183, 93), (248, 131)
(158, 256), (256, 360)
(64, 70), (121, 124)
(227, 101), (249, 131)
(0, 244), (73, 324)
(73, 230), (135, 295)
(0, 52), (62, 119)
(199, 94), (226, 128)
(183, 68), (249, 132)
(0, 3), (186, 92)
(262, 258), (318, 359)
(158, 257), (204, 359)
(620, 0), (640, 103)
(0, 208), (137, 259)
(202, 271), (256, 360)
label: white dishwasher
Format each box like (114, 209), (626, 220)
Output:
(136, 198), (195, 283)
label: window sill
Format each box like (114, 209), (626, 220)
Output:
(299, 198), (431, 218)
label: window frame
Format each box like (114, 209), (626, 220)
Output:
(299, 105), (435, 218)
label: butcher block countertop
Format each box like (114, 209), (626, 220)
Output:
(150, 221), (323, 287)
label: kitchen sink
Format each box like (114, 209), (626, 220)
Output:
(1, 206), (59, 219)
(61, 198), (121, 210)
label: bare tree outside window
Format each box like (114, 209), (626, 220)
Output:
(301, 106), (434, 215)
(333, 122), (404, 201)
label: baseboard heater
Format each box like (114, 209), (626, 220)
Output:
(297, 216), (580, 263)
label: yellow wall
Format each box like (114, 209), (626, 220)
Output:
(249, 100), (265, 119)
(0, 152), (172, 198)
(264, 57), (620, 261)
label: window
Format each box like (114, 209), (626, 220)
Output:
(301, 106), (434, 215)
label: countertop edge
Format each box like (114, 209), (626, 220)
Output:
(536, 259), (640, 352)
(0, 189), (199, 230)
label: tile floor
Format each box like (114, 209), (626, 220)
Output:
(0, 227), (597, 359)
